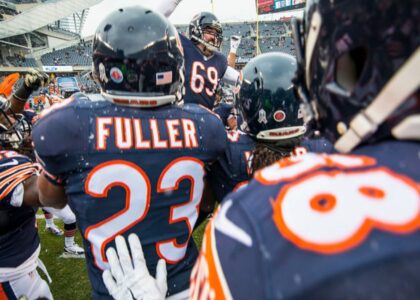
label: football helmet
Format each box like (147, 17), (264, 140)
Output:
(292, 0), (419, 153)
(92, 5), (184, 107)
(236, 52), (306, 141)
(189, 12), (223, 52)
(0, 99), (32, 153)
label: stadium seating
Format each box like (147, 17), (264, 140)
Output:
(1, 20), (295, 68)
(41, 41), (92, 66)
(6, 56), (38, 67)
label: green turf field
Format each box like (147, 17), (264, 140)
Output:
(38, 215), (207, 299)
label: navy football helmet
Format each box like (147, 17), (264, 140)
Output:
(92, 5), (185, 107)
(236, 52), (306, 142)
(189, 12), (223, 52)
(292, 0), (419, 153)
(0, 99), (32, 153)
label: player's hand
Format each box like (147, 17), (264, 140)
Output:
(14, 69), (49, 102)
(230, 35), (242, 54)
(24, 69), (49, 90)
(102, 234), (167, 300)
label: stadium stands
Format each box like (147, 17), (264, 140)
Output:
(41, 40), (92, 66)
(6, 55), (38, 67)
(1, 20), (295, 68)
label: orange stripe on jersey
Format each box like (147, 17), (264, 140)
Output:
(0, 283), (8, 300)
(190, 219), (233, 300)
(0, 162), (32, 180)
(0, 166), (37, 189)
(0, 173), (34, 200)
(0, 166), (38, 201)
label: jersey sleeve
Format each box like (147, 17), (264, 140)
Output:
(0, 153), (38, 206)
(190, 196), (264, 299)
(32, 99), (83, 185)
(221, 65), (239, 86)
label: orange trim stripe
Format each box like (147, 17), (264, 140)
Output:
(0, 166), (37, 188)
(191, 219), (231, 300)
(0, 174), (34, 200)
(0, 162), (32, 180)
(0, 283), (9, 300)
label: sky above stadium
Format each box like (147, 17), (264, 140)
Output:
(81, 0), (302, 37)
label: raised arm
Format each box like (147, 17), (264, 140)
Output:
(155, 0), (183, 18)
(227, 35), (241, 68)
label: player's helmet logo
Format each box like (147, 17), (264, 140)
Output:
(274, 110), (286, 122)
(110, 67), (123, 84)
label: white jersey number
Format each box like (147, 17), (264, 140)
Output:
(85, 158), (204, 270)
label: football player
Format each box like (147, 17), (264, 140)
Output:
(156, 0), (241, 109)
(101, 0), (420, 299)
(0, 100), (53, 300)
(100, 51), (316, 299)
(191, 0), (420, 298)
(206, 52), (305, 202)
(20, 97), (85, 259)
(32, 6), (226, 300)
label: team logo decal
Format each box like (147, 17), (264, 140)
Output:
(110, 67), (123, 83)
(258, 109), (268, 124)
(99, 63), (108, 83)
(274, 110), (286, 122)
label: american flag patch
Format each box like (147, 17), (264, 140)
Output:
(156, 71), (173, 85)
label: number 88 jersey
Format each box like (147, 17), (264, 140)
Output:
(180, 34), (228, 109)
(191, 141), (420, 300)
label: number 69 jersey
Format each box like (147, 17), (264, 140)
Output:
(191, 141), (420, 300)
(180, 34), (228, 109)
(32, 94), (227, 299)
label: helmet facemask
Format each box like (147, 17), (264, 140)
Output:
(189, 12), (223, 54)
(292, 0), (420, 153)
(0, 107), (32, 155)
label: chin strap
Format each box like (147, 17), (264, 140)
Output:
(335, 48), (420, 153)
(190, 35), (219, 53)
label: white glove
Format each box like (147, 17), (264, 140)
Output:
(102, 234), (167, 300)
(230, 35), (242, 54)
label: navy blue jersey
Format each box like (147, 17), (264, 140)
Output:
(32, 93), (227, 299)
(207, 130), (255, 201)
(180, 34), (228, 109)
(0, 151), (39, 268)
(192, 141), (420, 299)
(213, 103), (232, 127)
(301, 134), (335, 154)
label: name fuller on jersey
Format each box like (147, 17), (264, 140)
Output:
(96, 117), (199, 150)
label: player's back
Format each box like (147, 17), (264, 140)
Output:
(180, 34), (228, 109)
(0, 151), (39, 270)
(32, 94), (227, 298)
(192, 140), (420, 299)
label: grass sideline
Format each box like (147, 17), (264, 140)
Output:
(37, 214), (207, 299)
